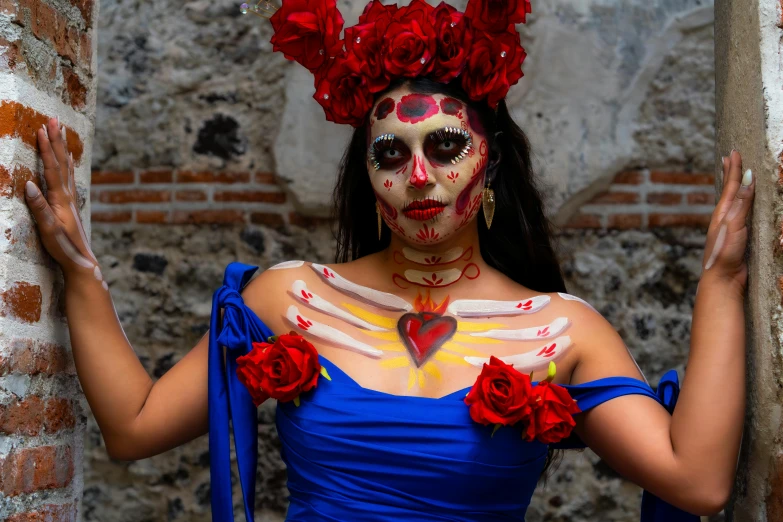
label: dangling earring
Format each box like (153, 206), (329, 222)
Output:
(481, 180), (496, 230)
(376, 201), (382, 240)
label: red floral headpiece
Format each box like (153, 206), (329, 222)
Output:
(240, 0), (530, 127)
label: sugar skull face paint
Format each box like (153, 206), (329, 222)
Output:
(397, 94), (440, 124)
(367, 86), (489, 246)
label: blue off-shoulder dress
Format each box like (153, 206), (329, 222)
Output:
(208, 262), (698, 522)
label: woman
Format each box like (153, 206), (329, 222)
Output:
(24, 0), (752, 520)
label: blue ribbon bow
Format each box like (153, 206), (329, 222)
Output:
(208, 262), (273, 522)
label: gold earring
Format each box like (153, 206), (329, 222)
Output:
(482, 181), (495, 230)
(376, 201), (382, 240)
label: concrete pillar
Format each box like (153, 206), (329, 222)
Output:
(715, 1), (783, 520)
(0, 0), (98, 519)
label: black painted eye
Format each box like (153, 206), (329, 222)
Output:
(426, 132), (468, 164)
(372, 139), (410, 170)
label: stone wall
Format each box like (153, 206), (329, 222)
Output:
(82, 0), (722, 520)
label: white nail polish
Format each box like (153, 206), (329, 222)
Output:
(60, 125), (65, 140)
(41, 124), (48, 140)
(742, 169), (753, 187)
(25, 180), (37, 198)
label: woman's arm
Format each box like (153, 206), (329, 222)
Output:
(24, 118), (276, 460)
(569, 150), (752, 515)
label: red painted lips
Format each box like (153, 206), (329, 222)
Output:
(403, 198), (446, 221)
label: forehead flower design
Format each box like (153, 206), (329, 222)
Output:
(241, 0), (531, 126)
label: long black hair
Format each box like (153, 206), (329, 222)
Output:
(331, 77), (567, 477)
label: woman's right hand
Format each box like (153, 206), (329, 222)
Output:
(25, 117), (101, 282)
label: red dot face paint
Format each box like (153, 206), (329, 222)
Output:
(439, 97), (463, 118)
(374, 98), (396, 121)
(397, 94), (439, 124)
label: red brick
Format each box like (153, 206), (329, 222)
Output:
(0, 101), (84, 163)
(0, 338), (72, 376)
(288, 212), (334, 228)
(177, 171), (249, 183)
(650, 171), (713, 185)
(687, 192), (715, 205)
(0, 37), (22, 71)
(649, 213), (711, 228)
(91, 171), (133, 184)
(612, 170), (644, 184)
(214, 190), (286, 203)
(91, 211), (132, 223)
(172, 210), (245, 224)
(562, 213), (601, 229)
(0, 397), (74, 436)
(136, 210), (168, 224)
(607, 213), (643, 229)
(68, 0), (94, 25)
(0, 164), (36, 199)
(78, 31), (91, 65)
(0, 445), (73, 496)
(647, 192), (682, 205)
(250, 212), (285, 226)
(587, 191), (639, 204)
(5, 503), (77, 522)
(61, 64), (86, 110)
(254, 172), (277, 184)
(98, 190), (170, 204)
(139, 169), (173, 183)
(0, 281), (41, 323)
(175, 190), (207, 202)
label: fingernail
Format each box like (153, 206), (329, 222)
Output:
(742, 169), (753, 187)
(25, 180), (37, 198)
(41, 124), (48, 140)
(60, 125), (65, 140)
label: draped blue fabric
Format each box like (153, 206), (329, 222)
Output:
(209, 261), (698, 522)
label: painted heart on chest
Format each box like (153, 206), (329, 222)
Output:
(397, 311), (458, 367)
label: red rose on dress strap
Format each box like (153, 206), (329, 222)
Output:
(429, 2), (472, 83)
(464, 0), (531, 34)
(461, 28), (526, 108)
(236, 331), (326, 405)
(314, 53), (374, 126)
(383, 0), (438, 77)
(524, 381), (581, 444)
(236, 341), (271, 406)
(269, 0), (345, 73)
(464, 356), (533, 426)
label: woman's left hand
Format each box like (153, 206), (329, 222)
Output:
(701, 149), (754, 294)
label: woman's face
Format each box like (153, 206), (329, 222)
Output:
(367, 85), (489, 246)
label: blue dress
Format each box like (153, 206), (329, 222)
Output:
(209, 262), (698, 522)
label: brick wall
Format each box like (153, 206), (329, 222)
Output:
(563, 169), (716, 230)
(90, 167), (716, 230)
(0, 0), (96, 520)
(90, 169), (332, 227)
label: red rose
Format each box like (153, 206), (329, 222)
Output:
(314, 53), (374, 126)
(345, 21), (391, 93)
(236, 342), (271, 406)
(461, 28), (526, 107)
(236, 332), (322, 404)
(429, 2), (472, 83)
(270, 0), (345, 72)
(464, 356), (534, 426)
(524, 381), (581, 444)
(383, 0), (438, 77)
(359, 0), (398, 25)
(464, 0), (531, 33)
